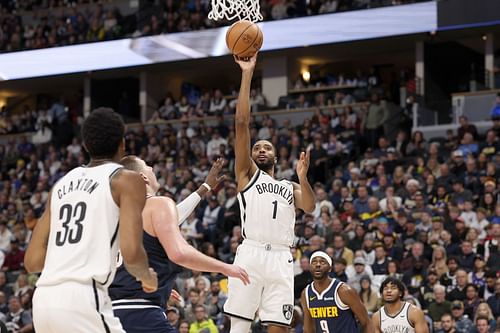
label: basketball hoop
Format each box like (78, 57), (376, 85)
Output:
(208, 0), (263, 23)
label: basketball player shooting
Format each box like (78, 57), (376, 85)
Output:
(372, 277), (429, 333)
(301, 251), (374, 333)
(222, 53), (315, 333)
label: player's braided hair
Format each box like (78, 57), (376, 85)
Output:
(82, 107), (125, 159)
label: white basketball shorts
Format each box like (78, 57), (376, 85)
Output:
(223, 239), (294, 327)
(33, 281), (125, 333)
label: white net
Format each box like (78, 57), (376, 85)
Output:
(208, 0), (263, 23)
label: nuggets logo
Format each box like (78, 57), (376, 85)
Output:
(283, 304), (293, 320)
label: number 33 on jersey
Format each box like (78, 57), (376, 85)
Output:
(36, 163), (123, 288)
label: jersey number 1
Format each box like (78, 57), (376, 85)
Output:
(56, 202), (87, 246)
(272, 200), (278, 219)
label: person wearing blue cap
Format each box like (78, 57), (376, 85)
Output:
(301, 251), (374, 333)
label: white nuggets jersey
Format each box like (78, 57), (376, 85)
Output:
(237, 169), (295, 246)
(37, 163), (122, 288)
(380, 302), (415, 333)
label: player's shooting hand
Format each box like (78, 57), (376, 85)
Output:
(141, 267), (158, 293)
(224, 264), (250, 285)
(234, 52), (258, 72)
(296, 150), (310, 180)
(205, 158), (226, 189)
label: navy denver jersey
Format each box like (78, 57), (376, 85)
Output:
(109, 230), (182, 307)
(305, 279), (358, 333)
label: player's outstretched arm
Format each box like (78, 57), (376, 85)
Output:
(371, 310), (382, 333)
(113, 170), (157, 293)
(338, 284), (375, 333)
(292, 150), (315, 213)
(234, 54), (258, 190)
(300, 289), (315, 333)
(177, 158), (225, 225)
(409, 305), (429, 333)
(151, 196), (250, 285)
(25, 193), (52, 273)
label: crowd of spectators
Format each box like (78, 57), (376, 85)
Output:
(0, 90), (499, 332)
(0, 0), (427, 53)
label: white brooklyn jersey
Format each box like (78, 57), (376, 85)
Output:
(380, 302), (415, 333)
(237, 169), (295, 246)
(37, 163), (123, 288)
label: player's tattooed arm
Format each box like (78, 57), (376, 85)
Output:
(25, 192), (52, 273)
(293, 150), (315, 213)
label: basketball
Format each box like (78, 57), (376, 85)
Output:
(226, 20), (263, 58)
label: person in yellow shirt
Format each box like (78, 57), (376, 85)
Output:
(189, 305), (219, 333)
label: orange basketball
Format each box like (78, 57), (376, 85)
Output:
(226, 20), (263, 58)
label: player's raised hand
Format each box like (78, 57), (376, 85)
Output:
(141, 267), (158, 293)
(169, 289), (183, 303)
(296, 150), (310, 180)
(223, 264), (250, 285)
(234, 52), (258, 72)
(205, 158), (226, 189)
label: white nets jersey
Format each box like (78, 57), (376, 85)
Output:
(237, 169), (295, 247)
(380, 302), (415, 333)
(37, 163), (123, 288)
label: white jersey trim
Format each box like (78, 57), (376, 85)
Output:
(305, 285), (311, 309)
(333, 281), (349, 311)
(240, 169), (261, 193)
(310, 279), (335, 300)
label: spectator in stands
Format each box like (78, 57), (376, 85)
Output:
(447, 269), (469, 302)
(406, 130), (427, 157)
(458, 240), (475, 272)
(464, 283), (482, 319)
(206, 130), (227, 161)
(362, 93), (389, 149)
(167, 307), (181, 330)
(487, 278), (500, 318)
(347, 256), (373, 291)
(331, 234), (353, 266)
(418, 269), (440, 308)
(4, 296), (33, 333)
(1, 239), (24, 272)
(358, 275), (379, 314)
(450, 300), (474, 333)
(474, 316), (491, 333)
(189, 304), (218, 333)
(428, 284), (451, 324)
(294, 256), (312, 300)
(330, 257), (348, 282)
(473, 303), (496, 333)
(205, 280), (226, 321)
(457, 116), (478, 141)
(436, 313), (456, 333)
(371, 243), (389, 275)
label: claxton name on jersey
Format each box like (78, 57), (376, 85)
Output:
(255, 182), (294, 205)
(57, 178), (100, 199)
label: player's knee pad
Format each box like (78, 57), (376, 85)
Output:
(230, 317), (252, 333)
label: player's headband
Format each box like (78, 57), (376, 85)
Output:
(309, 251), (332, 266)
